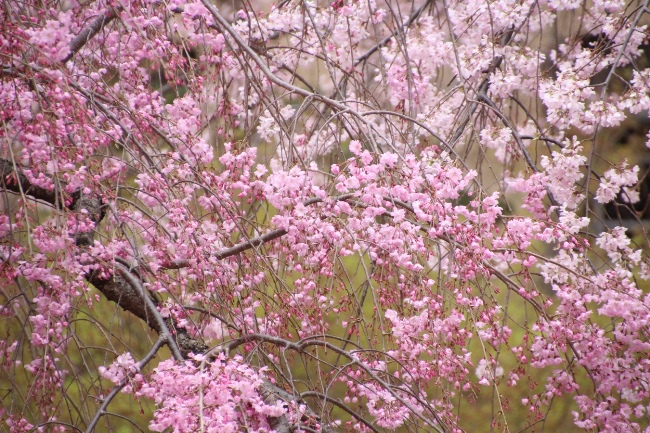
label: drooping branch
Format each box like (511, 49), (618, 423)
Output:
(0, 158), (340, 432)
(114, 262), (184, 361)
(219, 333), (448, 433)
(85, 336), (167, 433)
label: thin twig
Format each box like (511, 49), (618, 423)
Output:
(85, 336), (166, 433)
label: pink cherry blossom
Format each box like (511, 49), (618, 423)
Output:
(3, 0), (650, 432)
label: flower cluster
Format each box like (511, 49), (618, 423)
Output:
(2, 0), (650, 432)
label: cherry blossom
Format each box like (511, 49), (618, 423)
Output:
(2, 0), (650, 432)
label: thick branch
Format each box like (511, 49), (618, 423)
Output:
(448, 27), (514, 147)
(0, 158), (205, 357)
(1, 158), (66, 208)
(62, 7), (121, 64)
(354, 0), (433, 66)
(162, 228), (288, 270)
(1, 158), (339, 431)
(163, 194), (357, 270)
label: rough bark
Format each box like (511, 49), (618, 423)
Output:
(1, 157), (335, 432)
